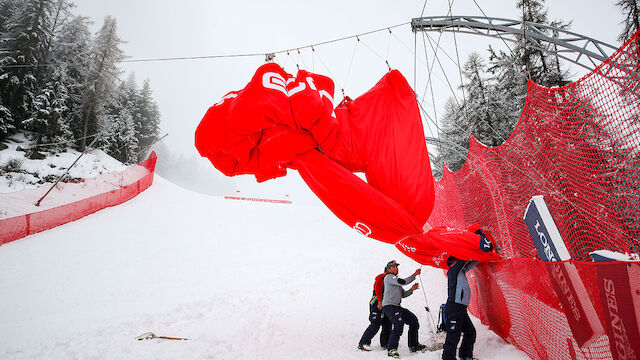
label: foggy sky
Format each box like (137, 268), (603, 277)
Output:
(71, 0), (624, 157)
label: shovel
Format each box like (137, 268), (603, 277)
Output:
(136, 332), (189, 341)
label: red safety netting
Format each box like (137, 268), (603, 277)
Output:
(427, 32), (640, 359)
(0, 152), (157, 246)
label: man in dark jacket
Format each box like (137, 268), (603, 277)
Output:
(442, 229), (494, 360)
(442, 256), (478, 360)
(358, 266), (392, 351)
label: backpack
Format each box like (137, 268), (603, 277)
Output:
(436, 304), (446, 333)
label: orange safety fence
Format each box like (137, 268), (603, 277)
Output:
(427, 30), (640, 359)
(0, 152), (157, 246)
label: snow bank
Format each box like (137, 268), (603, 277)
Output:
(0, 133), (140, 219)
(0, 133), (126, 193)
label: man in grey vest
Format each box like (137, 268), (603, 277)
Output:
(381, 260), (426, 358)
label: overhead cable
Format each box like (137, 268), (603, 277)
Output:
(1, 22), (410, 69)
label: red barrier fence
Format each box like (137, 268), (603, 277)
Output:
(0, 152), (157, 246)
(224, 196), (292, 204)
(427, 32), (640, 359)
(467, 259), (640, 360)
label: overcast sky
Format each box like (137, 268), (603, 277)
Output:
(72, 0), (624, 159)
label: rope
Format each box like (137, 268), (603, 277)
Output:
(417, 269), (439, 334)
(357, 35), (392, 70)
(422, 32), (463, 107)
(286, 51), (300, 72)
(273, 22), (410, 56)
(414, 32), (418, 95)
(471, 0), (516, 57)
(122, 133), (168, 165)
(419, 0), (462, 110)
(296, 48), (308, 70)
(16, 130), (103, 148)
(0, 22), (410, 69)
(448, 0), (470, 130)
(421, 31), (510, 144)
(419, 33), (443, 144)
(415, 94), (445, 138)
(343, 37), (360, 93)
(309, 45), (343, 94)
(522, 6), (532, 80)
(420, 0), (429, 18)
(35, 118), (115, 206)
(386, 28), (392, 62)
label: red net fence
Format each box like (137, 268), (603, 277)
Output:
(0, 152), (157, 246)
(427, 32), (640, 359)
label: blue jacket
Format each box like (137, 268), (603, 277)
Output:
(446, 259), (479, 306)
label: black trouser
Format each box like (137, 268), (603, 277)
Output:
(382, 305), (420, 351)
(442, 302), (476, 360)
(359, 303), (391, 348)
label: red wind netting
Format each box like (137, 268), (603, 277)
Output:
(0, 152), (157, 246)
(427, 31), (640, 359)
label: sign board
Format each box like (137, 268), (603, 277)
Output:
(524, 195), (604, 348)
(524, 195), (571, 261)
(590, 251), (640, 359)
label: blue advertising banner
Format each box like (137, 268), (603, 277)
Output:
(523, 195), (570, 261)
(524, 195), (604, 348)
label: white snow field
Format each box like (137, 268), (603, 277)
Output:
(0, 175), (529, 359)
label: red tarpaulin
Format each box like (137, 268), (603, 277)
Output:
(195, 63), (499, 267)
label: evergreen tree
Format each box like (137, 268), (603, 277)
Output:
(52, 14), (92, 143)
(487, 0), (569, 89)
(487, 47), (528, 124)
(22, 66), (71, 146)
(0, 100), (11, 138)
(96, 73), (164, 163)
(0, 0), (16, 138)
(79, 15), (125, 152)
(434, 0), (571, 176)
(430, 150), (444, 180)
(438, 53), (515, 172)
(0, 1), (165, 162)
(459, 53), (510, 147)
(40, 0), (73, 67)
(98, 107), (137, 163)
(120, 73), (140, 116)
(517, 0), (550, 84)
(0, 0), (57, 131)
(616, 0), (640, 43)
(22, 0), (75, 147)
(0, 0), (23, 36)
(134, 79), (161, 161)
(103, 73), (139, 162)
(440, 98), (468, 172)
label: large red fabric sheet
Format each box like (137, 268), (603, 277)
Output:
(195, 63), (498, 266)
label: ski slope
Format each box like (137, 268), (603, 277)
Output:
(0, 175), (529, 359)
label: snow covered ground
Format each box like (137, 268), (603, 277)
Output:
(0, 133), (127, 194)
(0, 171), (530, 359)
(0, 134), (144, 219)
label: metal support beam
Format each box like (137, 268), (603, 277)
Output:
(411, 16), (619, 73)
